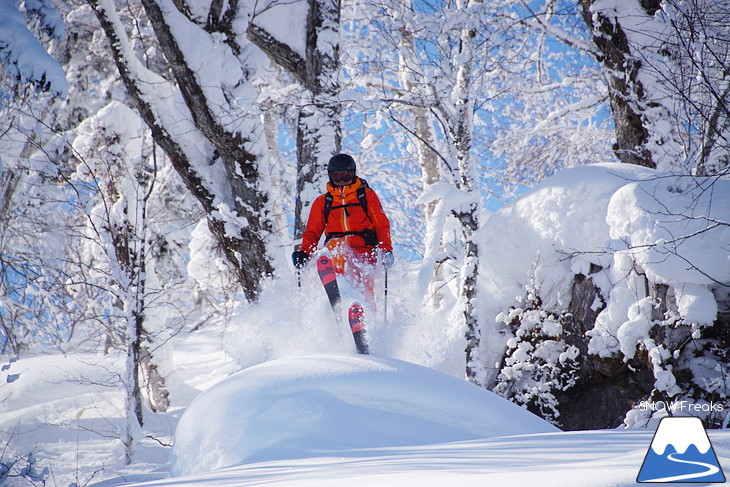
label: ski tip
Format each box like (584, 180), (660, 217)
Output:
(348, 302), (365, 332)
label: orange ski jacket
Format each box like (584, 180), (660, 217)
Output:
(301, 178), (392, 256)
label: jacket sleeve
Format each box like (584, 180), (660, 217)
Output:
(301, 195), (327, 255)
(366, 189), (393, 252)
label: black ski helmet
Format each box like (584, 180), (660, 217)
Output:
(327, 153), (356, 173)
(327, 153), (356, 184)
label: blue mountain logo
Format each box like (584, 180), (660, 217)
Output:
(637, 416), (726, 483)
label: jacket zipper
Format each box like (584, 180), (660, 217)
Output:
(339, 187), (349, 236)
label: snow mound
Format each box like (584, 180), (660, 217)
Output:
(170, 354), (559, 476)
(479, 163), (654, 312)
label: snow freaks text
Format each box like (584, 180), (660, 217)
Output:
(638, 401), (725, 414)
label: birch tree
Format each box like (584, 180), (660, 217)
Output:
(88, 0), (276, 301)
(449, 0), (484, 385)
(381, 1), (447, 307)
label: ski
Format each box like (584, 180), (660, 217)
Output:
(316, 256), (369, 354)
(316, 255), (342, 315)
(348, 302), (370, 355)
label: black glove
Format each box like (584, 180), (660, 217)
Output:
(292, 250), (310, 269)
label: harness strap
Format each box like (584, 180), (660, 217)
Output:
(329, 201), (362, 216)
(326, 230), (367, 241)
(323, 179), (370, 225)
(322, 179), (378, 247)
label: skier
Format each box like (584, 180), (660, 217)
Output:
(292, 153), (394, 311)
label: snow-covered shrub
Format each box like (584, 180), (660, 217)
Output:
(590, 268), (730, 428)
(493, 277), (579, 427)
(617, 290), (730, 429)
(677, 337), (730, 427)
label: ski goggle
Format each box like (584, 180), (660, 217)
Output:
(330, 171), (354, 183)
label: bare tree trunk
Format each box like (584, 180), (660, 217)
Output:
(696, 84), (730, 176)
(451, 1), (483, 385)
(139, 344), (170, 412)
(460, 208), (481, 383)
(249, 0), (342, 239)
(394, 16), (441, 208)
(133, 203), (170, 414)
(578, 0), (656, 168)
(295, 101), (341, 238)
(123, 301), (144, 464)
(263, 109), (289, 241)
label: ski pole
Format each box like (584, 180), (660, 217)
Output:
(383, 266), (388, 325)
(293, 242), (303, 288)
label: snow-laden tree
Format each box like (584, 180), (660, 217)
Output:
(0, 0), (68, 97)
(0, 0), (78, 354)
(344, 0), (613, 191)
(71, 101), (174, 462)
(88, 0), (278, 301)
(655, 0), (730, 176)
(1, 2), (207, 460)
(578, 0), (730, 175)
(248, 0), (343, 240)
(0, 139), (80, 354)
(447, 0), (484, 385)
(340, 0), (613, 384)
(493, 268), (580, 427)
(0, 0), (139, 355)
(485, 0), (614, 187)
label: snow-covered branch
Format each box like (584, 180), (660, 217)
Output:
(0, 0), (68, 97)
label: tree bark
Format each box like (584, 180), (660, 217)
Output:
(578, 0), (656, 168)
(563, 266), (605, 378)
(394, 18), (445, 308)
(263, 109), (289, 240)
(139, 344), (170, 412)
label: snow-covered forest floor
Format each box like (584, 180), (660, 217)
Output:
(2, 315), (729, 487)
